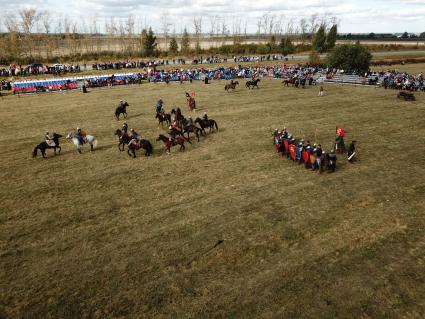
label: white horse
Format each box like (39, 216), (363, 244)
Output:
(66, 132), (98, 153)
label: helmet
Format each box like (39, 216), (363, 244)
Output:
(188, 116), (192, 119)
(130, 128), (134, 132)
(77, 127), (81, 130)
(45, 131), (49, 135)
(204, 112), (207, 115)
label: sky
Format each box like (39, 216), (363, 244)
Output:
(0, 0), (424, 34)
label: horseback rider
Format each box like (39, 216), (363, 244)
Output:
(75, 127), (86, 145)
(186, 116), (193, 126)
(129, 128), (141, 147)
(45, 131), (55, 147)
(156, 98), (164, 115)
(122, 122), (128, 133)
(203, 112), (209, 123)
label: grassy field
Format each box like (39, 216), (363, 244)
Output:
(0, 78), (424, 318)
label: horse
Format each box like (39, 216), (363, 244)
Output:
(182, 124), (203, 142)
(224, 81), (239, 92)
(156, 134), (191, 154)
(127, 139), (153, 158)
(66, 132), (97, 153)
(246, 78), (261, 89)
(115, 101), (129, 120)
(282, 77), (296, 87)
(155, 112), (171, 127)
(195, 117), (218, 133)
(114, 129), (130, 151)
(186, 92), (196, 112)
(33, 133), (62, 158)
(397, 91), (415, 101)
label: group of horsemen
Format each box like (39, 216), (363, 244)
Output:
(118, 98), (209, 147)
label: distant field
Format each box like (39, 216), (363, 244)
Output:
(0, 79), (424, 318)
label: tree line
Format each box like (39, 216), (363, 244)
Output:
(0, 9), (343, 64)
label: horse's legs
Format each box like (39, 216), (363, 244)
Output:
(91, 144), (94, 152)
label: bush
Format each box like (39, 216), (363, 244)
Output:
(309, 51), (322, 65)
(327, 43), (372, 72)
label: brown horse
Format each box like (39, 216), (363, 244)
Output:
(246, 78), (260, 89)
(186, 92), (197, 111)
(155, 112), (171, 127)
(397, 91), (415, 101)
(224, 81), (239, 92)
(156, 134), (191, 154)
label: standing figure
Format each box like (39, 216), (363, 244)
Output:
(348, 140), (357, 163)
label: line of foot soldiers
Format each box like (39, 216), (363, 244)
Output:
(273, 128), (357, 172)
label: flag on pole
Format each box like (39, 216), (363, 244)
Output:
(336, 127), (346, 137)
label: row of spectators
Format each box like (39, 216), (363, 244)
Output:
(0, 64), (83, 77)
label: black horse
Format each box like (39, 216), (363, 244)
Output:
(115, 101), (129, 120)
(115, 129), (153, 157)
(115, 129), (130, 151)
(182, 124), (204, 142)
(33, 133), (62, 158)
(155, 112), (171, 127)
(128, 139), (153, 158)
(246, 78), (261, 89)
(195, 117), (219, 134)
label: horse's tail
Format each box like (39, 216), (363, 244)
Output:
(33, 145), (39, 158)
(92, 138), (98, 149)
(214, 121), (218, 131)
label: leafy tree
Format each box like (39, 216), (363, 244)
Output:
(326, 24), (338, 50)
(279, 37), (295, 56)
(312, 24), (327, 53)
(401, 32), (409, 39)
(141, 27), (157, 57)
(181, 27), (190, 54)
(420, 32), (425, 38)
(308, 50), (322, 65)
(327, 43), (372, 72)
(169, 37), (179, 54)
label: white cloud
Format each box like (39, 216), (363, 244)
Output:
(0, 0), (424, 33)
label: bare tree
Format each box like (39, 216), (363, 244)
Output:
(309, 14), (319, 34)
(19, 8), (39, 33)
(160, 12), (172, 52)
(126, 15), (135, 53)
(193, 16), (202, 53)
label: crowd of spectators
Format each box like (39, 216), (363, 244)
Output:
(0, 63), (82, 77)
(380, 70), (424, 91)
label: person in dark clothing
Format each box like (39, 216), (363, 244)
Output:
(348, 140), (357, 163)
(326, 150), (337, 172)
(122, 122), (128, 133)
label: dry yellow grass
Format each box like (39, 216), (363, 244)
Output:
(0, 78), (424, 318)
